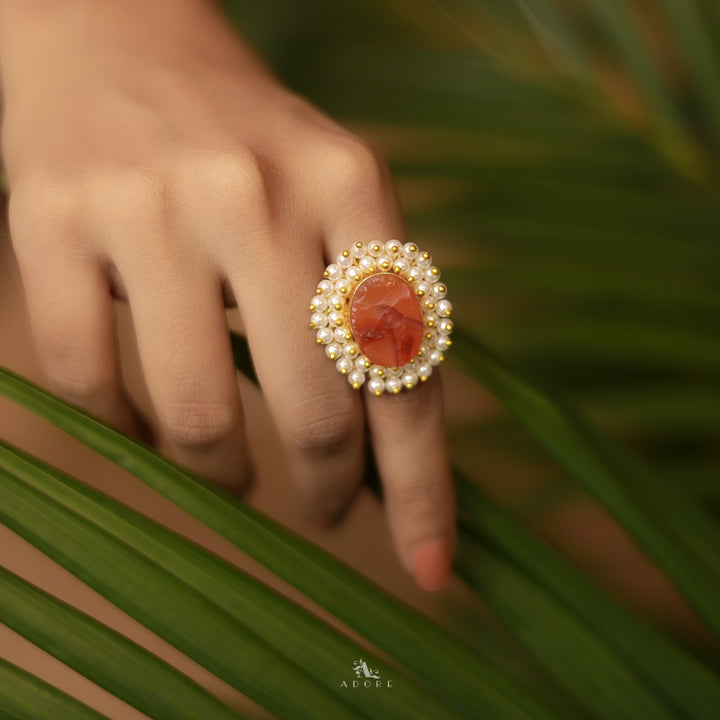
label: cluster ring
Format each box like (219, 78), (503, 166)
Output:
(310, 240), (453, 395)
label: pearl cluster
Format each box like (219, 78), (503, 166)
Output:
(310, 239), (453, 395)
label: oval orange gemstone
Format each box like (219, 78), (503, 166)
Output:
(350, 273), (424, 367)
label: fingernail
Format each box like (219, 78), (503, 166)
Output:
(412, 539), (451, 592)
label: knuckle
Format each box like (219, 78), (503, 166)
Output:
(318, 136), (385, 192)
(287, 400), (358, 458)
(191, 149), (267, 203)
(42, 347), (107, 401)
(393, 474), (447, 515)
(162, 401), (238, 449)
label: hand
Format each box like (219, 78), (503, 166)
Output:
(0, 0), (455, 590)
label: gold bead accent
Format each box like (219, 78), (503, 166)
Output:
(373, 387), (383, 397)
(352, 380), (362, 389)
(438, 354), (446, 363)
(393, 265), (402, 273)
(329, 351), (338, 360)
(309, 303), (316, 311)
(316, 338), (323, 345)
(440, 308), (451, 317)
(362, 359), (371, 368)
(342, 250), (351, 257)
(390, 245), (399, 254)
(371, 243), (382, 253)
(408, 244), (417, 253)
(316, 288), (322, 295)
(422, 251), (430, 260)
(323, 270), (330, 278)
(333, 317), (343, 327)
(333, 302), (343, 310)
(417, 289), (425, 297)
(425, 332), (433, 340)
(437, 285), (447, 294)
(355, 241), (363, 249)
(430, 267), (440, 277)
(340, 367), (349, 375)
(347, 347), (358, 357)
(427, 319), (436, 328)
(419, 373), (429, 382)
(445, 339), (453, 347)
(379, 260), (391, 271)
(309, 321), (316, 329)
(345, 332), (352, 340)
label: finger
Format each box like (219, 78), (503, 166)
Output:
(120, 260), (250, 491)
(14, 247), (143, 436)
(230, 242), (366, 524)
(316, 140), (456, 591)
(366, 374), (456, 592)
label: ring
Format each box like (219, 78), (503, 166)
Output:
(310, 240), (453, 395)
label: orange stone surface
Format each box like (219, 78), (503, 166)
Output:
(350, 273), (424, 367)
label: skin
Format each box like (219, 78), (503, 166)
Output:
(0, 0), (456, 591)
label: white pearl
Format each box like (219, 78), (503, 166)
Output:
(326, 343), (343, 360)
(419, 341), (431, 356)
(334, 328), (349, 344)
(328, 294), (345, 310)
(384, 366), (401, 377)
(436, 299), (453, 316)
(355, 355), (371, 371)
(310, 295), (328, 312)
(432, 283), (447, 299)
(429, 349), (444, 366)
(393, 257), (410, 274)
(439, 319), (454, 334)
(402, 370), (418, 388)
(318, 280), (334, 296)
(425, 266), (441, 283)
(325, 264), (343, 282)
(351, 242), (366, 258)
(343, 341), (360, 358)
(368, 242), (384, 257)
(310, 312), (328, 329)
(377, 255), (393, 272)
(359, 256), (376, 273)
(424, 312), (439, 328)
(408, 266), (424, 282)
(336, 356), (354, 374)
(346, 267), (362, 283)
(385, 239), (403, 255)
(335, 279), (351, 295)
(328, 310), (344, 327)
(417, 281), (432, 297)
(417, 253), (432, 269)
(436, 336), (451, 351)
(402, 242), (419, 259)
(369, 365), (385, 378)
(368, 377), (385, 396)
(348, 370), (366, 388)
(337, 252), (353, 268)
(316, 327), (334, 344)
(417, 363), (433, 381)
(385, 377), (402, 394)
